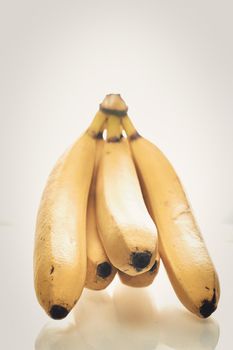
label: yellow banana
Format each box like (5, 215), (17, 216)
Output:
(96, 95), (158, 276)
(34, 111), (106, 319)
(118, 250), (160, 288)
(86, 131), (117, 290)
(122, 115), (220, 318)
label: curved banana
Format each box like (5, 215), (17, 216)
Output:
(86, 131), (117, 290)
(34, 111), (106, 319)
(96, 95), (158, 276)
(122, 115), (220, 318)
(118, 250), (160, 288)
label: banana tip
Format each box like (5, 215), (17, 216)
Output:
(131, 251), (152, 271)
(199, 289), (217, 318)
(49, 305), (69, 320)
(97, 262), (112, 278)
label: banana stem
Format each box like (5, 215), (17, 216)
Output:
(97, 120), (107, 140)
(107, 116), (122, 142)
(122, 115), (141, 141)
(86, 111), (107, 139)
(100, 94), (128, 117)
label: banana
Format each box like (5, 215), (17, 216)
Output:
(86, 130), (117, 290)
(122, 115), (220, 318)
(34, 110), (106, 319)
(118, 250), (160, 288)
(96, 94), (158, 276)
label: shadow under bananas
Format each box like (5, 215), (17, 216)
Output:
(35, 285), (220, 350)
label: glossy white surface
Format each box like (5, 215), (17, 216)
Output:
(0, 0), (232, 349)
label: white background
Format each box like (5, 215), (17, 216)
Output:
(0, 0), (232, 349)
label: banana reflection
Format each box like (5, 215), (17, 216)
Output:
(35, 286), (219, 350)
(158, 307), (219, 350)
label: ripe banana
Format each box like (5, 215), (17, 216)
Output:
(34, 111), (106, 319)
(96, 95), (158, 276)
(122, 115), (220, 318)
(86, 131), (117, 290)
(118, 250), (160, 288)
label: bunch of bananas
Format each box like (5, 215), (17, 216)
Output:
(34, 94), (220, 320)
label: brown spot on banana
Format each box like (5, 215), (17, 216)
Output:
(100, 107), (128, 117)
(149, 260), (158, 273)
(199, 288), (217, 318)
(129, 132), (141, 141)
(107, 136), (122, 143)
